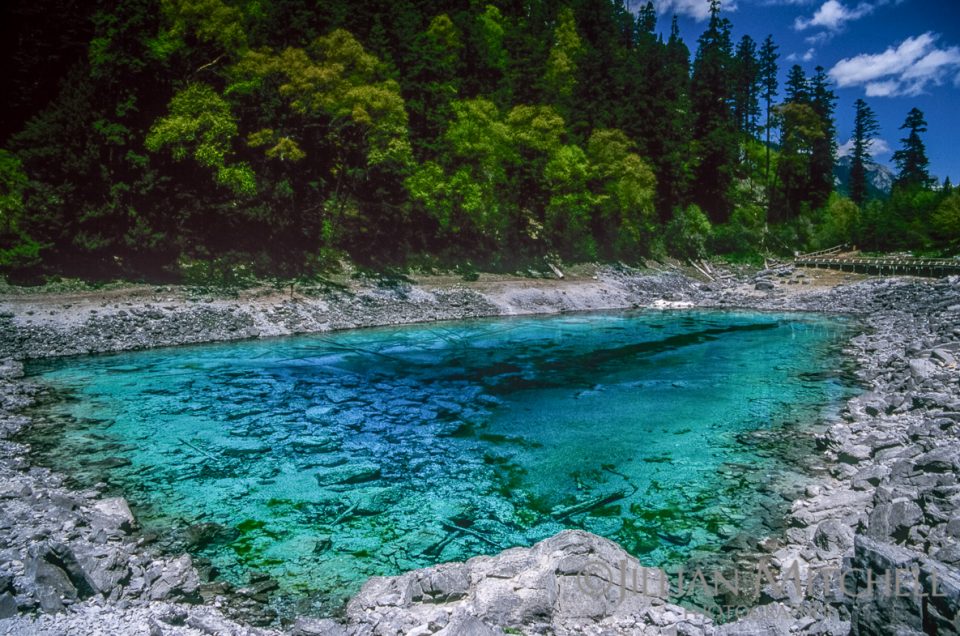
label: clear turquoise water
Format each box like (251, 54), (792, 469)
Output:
(24, 310), (854, 614)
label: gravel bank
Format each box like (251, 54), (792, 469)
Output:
(0, 265), (957, 635)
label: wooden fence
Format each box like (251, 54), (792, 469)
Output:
(794, 250), (960, 278)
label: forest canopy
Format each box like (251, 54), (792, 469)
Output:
(0, 0), (956, 283)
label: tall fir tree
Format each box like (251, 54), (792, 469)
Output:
(690, 0), (737, 223)
(635, 1), (656, 36)
(406, 14), (463, 158)
(892, 107), (932, 190)
(543, 6), (583, 118)
(758, 35), (779, 191)
(808, 66), (837, 210)
(648, 15), (692, 220)
(617, 1), (656, 155)
(733, 35), (760, 138)
(771, 65), (816, 222)
(784, 64), (809, 104)
(849, 98), (880, 206)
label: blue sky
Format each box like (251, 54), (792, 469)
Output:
(643, 0), (960, 183)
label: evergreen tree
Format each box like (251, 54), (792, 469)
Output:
(647, 16), (692, 220)
(406, 14), (463, 157)
(784, 65), (809, 104)
(808, 66), (837, 210)
(620, 1), (657, 156)
(758, 35), (778, 190)
(635, 1), (656, 36)
(849, 98), (880, 206)
(733, 35), (760, 138)
(567, 0), (632, 136)
(690, 0), (737, 223)
(892, 107), (932, 190)
(543, 7), (583, 121)
(771, 101), (822, 222)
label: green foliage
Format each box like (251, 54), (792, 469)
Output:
(587, 129), (657, 258)
(770, 101), (824, 222)
(931, 192), (960, 250)
(543, 7), (583, 107)
(405, 14), (463, 153)
(859, 187), (938, 251)
(146, 83), (256, 195)
(3, 0), (953, 280)
(233, 29), (411, 168)
(709, 203), (765, 258)
(475, 5), (508, 79)
(849, 98), (880, 206)
(179, 254), (257, 290)
(154, 0), (250, 59)
(544, 144), (597, 259)
(690, 0), (737, 223)
(892, 108), (932, 190)
(666, 205), (712, 260)
(0, 150), (42, 271)
(813, 194), (859, 249)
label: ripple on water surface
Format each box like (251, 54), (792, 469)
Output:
(24, 310), (855, 613)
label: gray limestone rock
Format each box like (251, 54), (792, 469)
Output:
(345, 530), (704, 635)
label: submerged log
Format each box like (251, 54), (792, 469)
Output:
(179, 437), (218, 461)
(549, 489), (628, 520)
(331, 501), (359, 526)
(438, 520), (500, 547)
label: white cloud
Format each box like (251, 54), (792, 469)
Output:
(759, 0), (817, 5)
(829, 32), (960, 97)
(787, 48), (817, 62)
(805, 31), (833, 46)
(838, 137), (891, 157)
(864, 80), (901, 97)
(794, 0), (874, 31)
(647, 0), (738, 21)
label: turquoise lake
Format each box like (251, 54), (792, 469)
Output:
(24, 310), (855, 614)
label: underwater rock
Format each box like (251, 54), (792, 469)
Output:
(315, 462), (382, 487)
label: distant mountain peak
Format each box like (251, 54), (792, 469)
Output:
(834, 156), (895, 198)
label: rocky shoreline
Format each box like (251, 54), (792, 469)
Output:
(0, 265), (958, 635)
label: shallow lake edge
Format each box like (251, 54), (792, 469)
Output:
(1, 266), (958, 635)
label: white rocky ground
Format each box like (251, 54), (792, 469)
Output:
(0, 264), (957, 635)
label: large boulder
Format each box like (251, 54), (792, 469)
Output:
(344, 530), (712, 635)
(844, 535), (960, 635)
(22, 542), (95, 613)
(867, 499), (923, 543)
(146, 555), (201, 602)
(89, 497), (138, 537)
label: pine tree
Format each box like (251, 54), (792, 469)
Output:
(406, 14), (463, 157)
(543, 6), (583, 121)
(758, 35), (778, 191)
(849, 98), (880, 206)
(648, 15), (692, 219)
(690, 0), (737, 223)
(892, 107), (932, 190)
(635, 1), (656, 36)
(808, 66), (837, 210)
(784, 65), (809, 104)
(733, 35), (760, 138)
